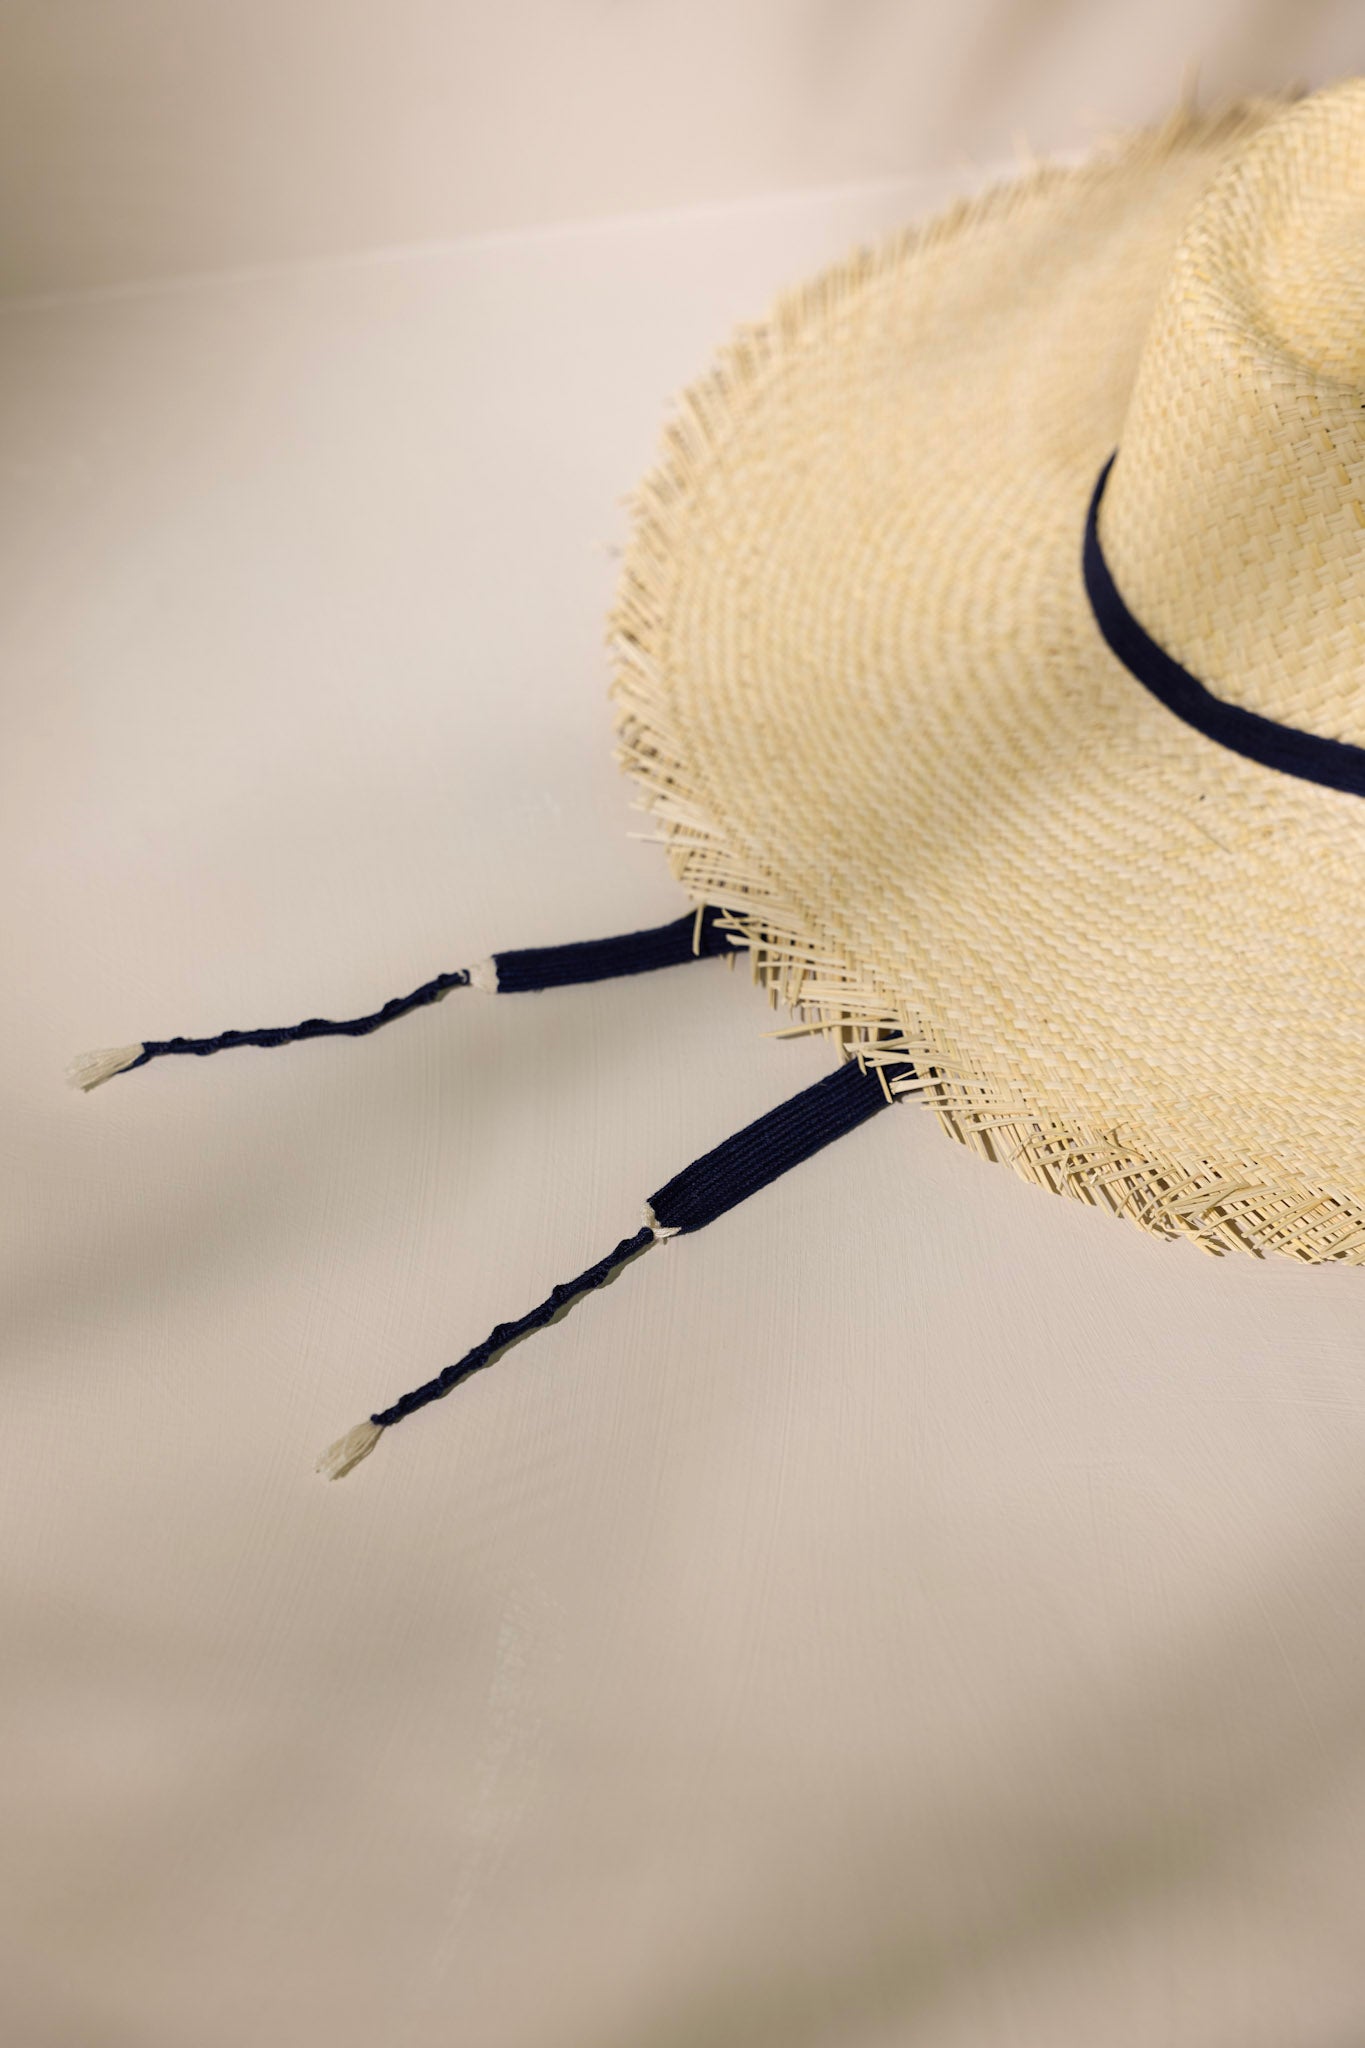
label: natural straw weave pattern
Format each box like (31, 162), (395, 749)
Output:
(611, 82), (1365, 1266)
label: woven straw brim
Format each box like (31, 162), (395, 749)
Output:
(609, 95), (1365, 1267)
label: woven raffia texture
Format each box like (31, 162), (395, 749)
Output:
(611, 81), (1365, 1265)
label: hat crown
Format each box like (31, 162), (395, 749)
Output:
(1100, 80), (1365, 748)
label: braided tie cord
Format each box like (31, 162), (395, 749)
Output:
(325, 1055), (913, 1472)
(132, 968), (472, 1069)
(69, 907), (738, 1088)
(371, 1227), (655, 1428)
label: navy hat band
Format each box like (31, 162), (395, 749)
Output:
(1083, 450), (1365, 802)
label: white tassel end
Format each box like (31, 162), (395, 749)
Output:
(316, 1418), (385, 1481)
(66, 1044), (145, 1092)
(643, 1201), (680, 1242)
(468, 957), (499, 994)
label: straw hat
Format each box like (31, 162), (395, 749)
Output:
(75, 77), (1365, 1478)
(611, 77), (1365, 1267)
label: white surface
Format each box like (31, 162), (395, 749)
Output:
(2, 0), (1364, 300)
(6, 173), (1365, 2046)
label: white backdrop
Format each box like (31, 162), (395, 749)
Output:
(6, 9), (1365, 2047)
(0, 0), (1363, 299)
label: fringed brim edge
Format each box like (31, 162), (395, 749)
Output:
(604, 91), (1365, 1268)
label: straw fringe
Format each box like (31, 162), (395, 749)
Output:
(605, 91), (1365, 1269)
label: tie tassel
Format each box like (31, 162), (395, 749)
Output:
(66, 1044), (147, 1092)
(316, 1418), (386, 1481)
